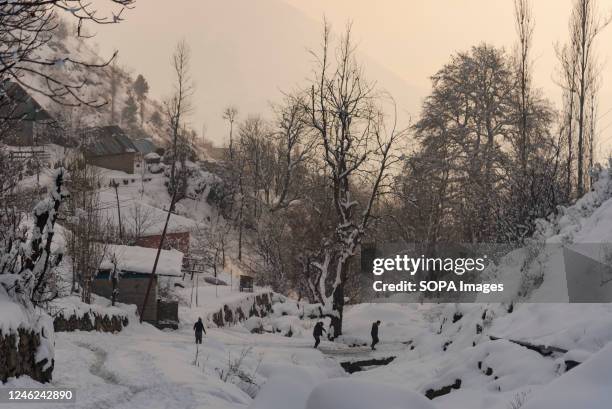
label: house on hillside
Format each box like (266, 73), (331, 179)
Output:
(81, 125), (137, 174)
(0, 82), (65, 146)
(133, 210), (195, 255)
(93, 244), (183, 327)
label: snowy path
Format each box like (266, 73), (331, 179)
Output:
(6, 322), (345, 409)
(12, 326), (253, 409)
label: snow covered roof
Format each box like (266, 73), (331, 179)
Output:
(99, 190), (198, 236)
(101, 244), (184, 277)
(144, 152), (161, 160)
(81, 125), (138, 157)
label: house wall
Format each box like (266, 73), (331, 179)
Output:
(4, 121), (34, 146)
(86, 152), (135, 174)
(136, 231), (190, 254)
(4, 121), (69, 147)
(92, 276), (157, 323)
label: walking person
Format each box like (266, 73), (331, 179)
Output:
(371, 320), (381, 350)
(313, 321), (326, 348)
(194, 317), (206, 344)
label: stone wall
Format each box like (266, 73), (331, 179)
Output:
(0, 329), (53, 384)
(53, 311), (128, 333)
(211, 293), (273, 327)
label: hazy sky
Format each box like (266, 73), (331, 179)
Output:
(285, 0), (612, 107)
(92, 0), (612, 155)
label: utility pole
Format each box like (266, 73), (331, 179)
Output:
(140, 191), (178, 323)
(111, 180), (123, 240)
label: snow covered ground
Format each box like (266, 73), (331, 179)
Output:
(4, 291), (612, 409)
(6, 167), (612, 409)
(4, 316), (343, 409)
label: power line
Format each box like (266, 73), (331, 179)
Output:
(596, 106), (612, 124)
(596, 120), (612, 138)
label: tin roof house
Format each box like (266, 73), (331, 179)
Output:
(81, 125), (138, 174)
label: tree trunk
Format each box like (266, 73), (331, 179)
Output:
(330, 283), (344, 338)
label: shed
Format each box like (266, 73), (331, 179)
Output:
(144, 152), (161, 164)
(92, 245), (184, 324)
(81, 125), (137, 174)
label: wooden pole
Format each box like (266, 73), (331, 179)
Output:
(112, 180), (123, 240)
(195, 273), (199, 307)
(140, 190), (178, 323)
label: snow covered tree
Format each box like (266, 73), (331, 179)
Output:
(402, 41), (561, 245)
(301, 22), (405, 337)
(408, 44), (515, 243)
(0, 169), (67, 308)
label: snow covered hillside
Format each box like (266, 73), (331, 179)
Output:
(244, 166), (612, 409)
(19, 21), (175, 149)
(478, 165), (612, 303)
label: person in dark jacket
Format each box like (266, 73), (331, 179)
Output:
(313, 322), (326, 348)
(194, 317), (206, 344)
(371, 320), (381, 350)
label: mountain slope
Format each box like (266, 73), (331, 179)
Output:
(20, 25), (170, 147)
(93, 0), (424, 145)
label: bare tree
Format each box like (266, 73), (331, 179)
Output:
(126, 202), (156, 241)
(514, 0), (534, 177)
(164, 39), (194, 195)
(556, 41), (579, 199)
(223, 106), (238, 161)
(302, 22), (406, 337)
(567, 0), (610, 196)
(193, 214), (231, 277)
(64, 158), (109, 303)
(268, 93), (315, 211)
(0, 0), (134, 110)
